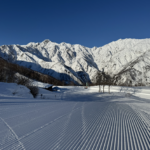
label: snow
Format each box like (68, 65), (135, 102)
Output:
(36, 87), (62, 99)
(1, 38), (150, 85)
(89, 85), (150, 99)
(0, 82), (33, 99)
(32, 81), (53, 88)
(0, 83), (150, 149)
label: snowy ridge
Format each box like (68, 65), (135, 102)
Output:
(1, 38), (150, 85)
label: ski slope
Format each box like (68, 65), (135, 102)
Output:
(0, 86), (150, 150)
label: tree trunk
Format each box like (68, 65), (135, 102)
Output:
(99, 84), (101, 92)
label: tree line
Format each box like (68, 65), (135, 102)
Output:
(0, 57), (64, 85)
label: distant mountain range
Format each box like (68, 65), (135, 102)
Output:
(0, 38), (150, 86)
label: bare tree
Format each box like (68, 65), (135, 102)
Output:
(95, 70), (115, 93)
(0, 69), (6, 82)
(16, 76), (39, 98)
(17, 76), (31, 86)
(95, 71), (103, 92)
(104, 74), (114, 94)
(0, 68), (15, 83)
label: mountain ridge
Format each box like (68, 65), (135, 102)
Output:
(0, 38), (150, 86)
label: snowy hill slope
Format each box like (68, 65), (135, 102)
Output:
(0, 82), (33, 98)
(0, 38), (150, 85)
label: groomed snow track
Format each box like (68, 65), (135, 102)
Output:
(0, 87), (150, 150)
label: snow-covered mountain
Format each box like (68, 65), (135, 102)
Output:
(0, 38), (150, 85)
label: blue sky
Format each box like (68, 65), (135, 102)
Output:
(0, 0), (150, 47)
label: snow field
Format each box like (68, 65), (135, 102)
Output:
(0, 82), (33, 99)
(0, 85), (150, 149)
(88, 85), (150, 99)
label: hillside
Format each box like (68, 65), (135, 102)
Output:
(0, 57), (63, 85)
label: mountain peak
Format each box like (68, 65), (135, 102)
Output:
(42, 39), (51, 45)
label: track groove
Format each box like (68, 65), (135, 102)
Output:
(0, 92), (150, 150)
